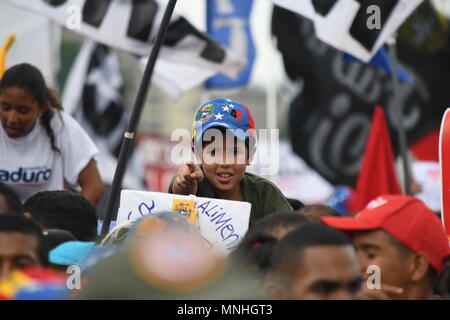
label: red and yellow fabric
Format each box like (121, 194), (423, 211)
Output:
(0, 267), (67, 300)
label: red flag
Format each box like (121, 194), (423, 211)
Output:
(350, 106), (402, 212)
(411, 129), (439, 162)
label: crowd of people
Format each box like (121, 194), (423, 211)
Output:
(0, 63), (449, 300)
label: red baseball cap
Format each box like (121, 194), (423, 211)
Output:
(322, 195), (450, 274)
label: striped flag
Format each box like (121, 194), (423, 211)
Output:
(274, 0), (424, 62)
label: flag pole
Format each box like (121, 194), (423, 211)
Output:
(387, 37), (412, 196)
(101, 0), (178, 236)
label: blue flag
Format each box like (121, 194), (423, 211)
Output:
(343, 47), (413, 84)
(206, 0), (256, 88)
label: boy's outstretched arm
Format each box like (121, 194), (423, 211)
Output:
(172, 163), (204, 195)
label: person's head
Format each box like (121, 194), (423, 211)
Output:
(322, 195), (450, 300)
(245, 211), (311, 240)
(0, 63), (62, 151)
(48, 240), (96, 272)
(77, 227), (261, 300)
(353, 229), (437, 299)
(43, 229), (77, 251)
(267, 223), (362, 300)
(126, 211), (202, 244)
(232, 212), (310, 279)
(44, 228), (79, 272)
(0, 182), (23, 214)
(24, 191), (98, 242)
(231, 233), (278, 277)
(191, 98), (256, 198)
(0, 213), (48, 280)
(298, 204), (341, 222)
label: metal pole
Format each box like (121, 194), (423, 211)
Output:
(101, 0), (178, 235)
(387, 39), (412, 196)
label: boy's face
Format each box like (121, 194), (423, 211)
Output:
(200, 131), (251, 196)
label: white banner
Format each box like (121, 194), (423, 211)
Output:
(117, 190), (251, 254)
(1, 0), (246, 85)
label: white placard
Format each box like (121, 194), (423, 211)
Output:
(117, 190), (251, 254)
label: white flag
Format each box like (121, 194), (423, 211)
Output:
(273, 0), (424, 62)
(1, 0), (246, 92)
(151, 59), (219, 99)
(62, 39), (144, 189)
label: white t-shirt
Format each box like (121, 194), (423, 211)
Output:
(0, 111), (99, 201)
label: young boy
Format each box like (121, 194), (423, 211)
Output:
(169, 98), (293, 224)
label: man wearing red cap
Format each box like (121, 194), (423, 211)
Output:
(322, 195), (450, 300)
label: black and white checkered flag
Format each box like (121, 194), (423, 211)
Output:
(274, 0), (424, 62)
(1, 0), (246, 97)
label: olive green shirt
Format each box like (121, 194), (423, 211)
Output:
(168, 171), (293, 225)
